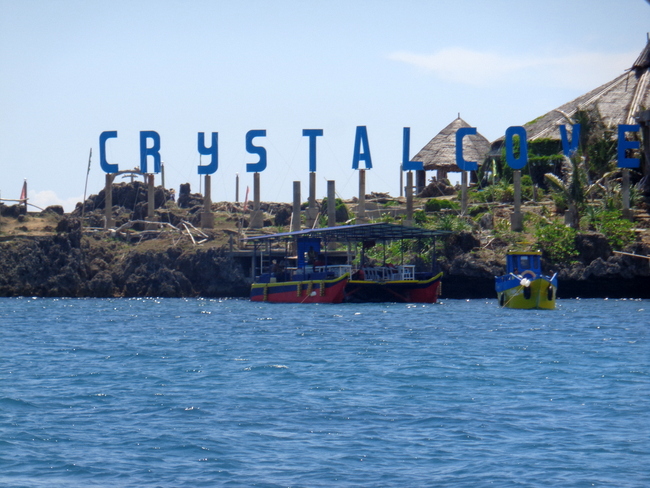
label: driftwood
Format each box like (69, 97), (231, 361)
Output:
(110, 220), (209, 246)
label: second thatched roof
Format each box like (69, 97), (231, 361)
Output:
(412, 116), (491, 172)
(495, 36), (650, 143)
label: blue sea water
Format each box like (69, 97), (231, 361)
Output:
(0, 298), (648, 488)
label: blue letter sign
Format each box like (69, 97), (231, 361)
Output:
(402, 127), (423, 171)
(197, 132), (218, 175)
(559, 124), (581, 157)
(455, 127), (478, 171)
(99, 131), (118, 173)
(352, 126), (372, 170)
(617, 125), (641, 168)
(302, 129), (323, 172)
(246, 130), (267, 172)
(139, 131), (161, 174)
(505, 126), (528, 170)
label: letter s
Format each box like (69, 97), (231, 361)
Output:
(246, 130), (267, 173)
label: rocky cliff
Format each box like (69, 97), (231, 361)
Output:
(2, 216), (649, 299)
(2, 184), (650, 299)
(0, 217), (249, 298)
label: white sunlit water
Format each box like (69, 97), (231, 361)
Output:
(0, 297), (648, 487)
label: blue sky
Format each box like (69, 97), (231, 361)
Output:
(1, 0), (649, 212)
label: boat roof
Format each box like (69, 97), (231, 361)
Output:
(242, 222), (452, 243)
(506, 250), (542, 256)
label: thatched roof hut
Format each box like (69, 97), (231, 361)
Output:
(494, 36), (650, 144)
(411, 116), (491, 191)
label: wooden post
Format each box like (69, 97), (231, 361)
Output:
(511, 170), (523, 231)
(307, 171), (317, 228)
(406, 171), (414, 226)
(21, 179), (27, 214)
(461, 170), (468, 216)
(327, 180), (336, 250)
(146, 173), (157, 229)
(327, 180), (336, 228)
(249, 172), (263, 228)
(622, 168), (633, 221)
(292, 181), (301, 232)
(357, 168), (366, 223)
(104, 173), (115, 229)
(201, 174), (214, 229)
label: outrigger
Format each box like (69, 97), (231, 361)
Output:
(243, 223), (450, 304)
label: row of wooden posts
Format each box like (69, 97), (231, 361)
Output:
(100, 168), (419, 231)
(100, 162), (637, 232)
(97, 168), (548, 232)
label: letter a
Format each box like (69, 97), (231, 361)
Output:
(352, 126), (372, 170)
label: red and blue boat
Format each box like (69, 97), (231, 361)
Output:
(243, 223), (450, 304)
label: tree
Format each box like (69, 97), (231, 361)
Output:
(544, 155), (599, 228)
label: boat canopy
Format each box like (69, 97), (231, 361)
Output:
(241, 222), (452, 244)
(505, 251), (542, 275)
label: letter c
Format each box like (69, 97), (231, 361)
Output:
(99, 131), (119, 173)
(456, 127), (478, 171)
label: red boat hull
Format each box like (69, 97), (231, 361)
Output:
(250, 274), (349, 304)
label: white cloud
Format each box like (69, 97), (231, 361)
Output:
(388, 47), (636, 90)
(388, 47), (531, 85)
(29, 190), (81, 213)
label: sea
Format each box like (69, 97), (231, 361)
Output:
(0, 297), (648, 488)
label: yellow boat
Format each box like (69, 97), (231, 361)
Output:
(495, 251), (557, 310)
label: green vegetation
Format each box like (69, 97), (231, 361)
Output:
(470, 179), (514, 203)
(424, 198), (459, 212)
(320, 197), (350, 223)
(534, 222), (579, 263)
(544, 155), (591, 228)
(584, 209), (635, 250)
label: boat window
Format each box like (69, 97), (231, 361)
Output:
(519, 256), (530, 269)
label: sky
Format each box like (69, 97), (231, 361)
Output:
(1, 0), (649, 212)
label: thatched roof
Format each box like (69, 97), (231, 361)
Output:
(412, 116), (491, 172)
(495, 37), (650, 143)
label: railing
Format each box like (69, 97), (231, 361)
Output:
(361, 265), (415, 281)
(283, 264), (416, 281)
(313, 265), (352, 278)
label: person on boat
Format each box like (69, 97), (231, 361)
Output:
(272, 259), (286, 281)
(307, 246), (317, 265)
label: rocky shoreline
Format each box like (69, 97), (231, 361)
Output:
(1, 213), (649, 300)
(2, 181), (650, 300)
